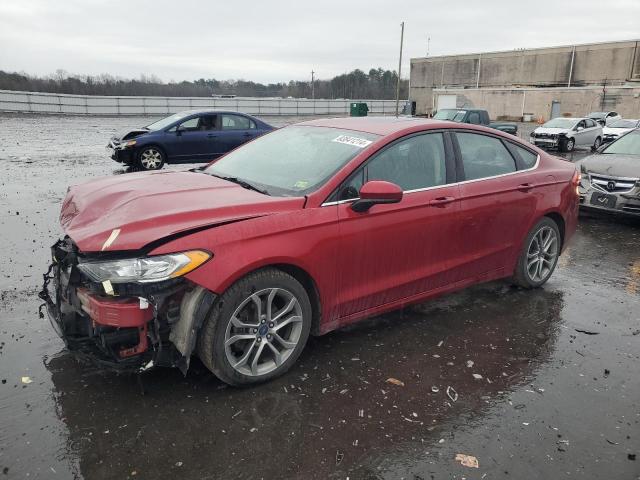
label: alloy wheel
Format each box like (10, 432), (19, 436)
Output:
(140, 148), (163, 169)
(526, 226), (559, 283)
(224, 288), (304, 377)
(593, 137), (601, 149)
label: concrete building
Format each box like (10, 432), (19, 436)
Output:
(410, 39), (640, 120)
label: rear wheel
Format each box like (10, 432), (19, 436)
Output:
(513, 217), (561, 288)
(197, 268), (312, 386)
(137, 146), (165, 170)
(591, 136), (601, 151)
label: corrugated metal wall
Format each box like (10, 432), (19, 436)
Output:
(0, 90), (398, 116)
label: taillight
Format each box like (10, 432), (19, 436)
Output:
(571, 170), (581, 196)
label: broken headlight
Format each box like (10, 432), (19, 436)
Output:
(77, 250), (211, 284)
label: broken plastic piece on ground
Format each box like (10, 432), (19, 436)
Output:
(431, 386), (439, 393)
(466, 360), (474, 368)
(455, 453), (479, 468)
(21, 376), (32, 384)
(472, 373), (483, 380)
(575, 328), (599, 335)
(386, 377), (405, 387)
(335, 450), (344, 465)
(446, 386), (458, 402)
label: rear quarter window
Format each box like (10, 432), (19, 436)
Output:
(512, 144), (538, 169)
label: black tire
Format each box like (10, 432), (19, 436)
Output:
(197, 268), (312, 386)
(559, 137), (575, 153)
(512, 217), (561, 289)
(591, 136), (601, 152)
(136, 146), (165, 170)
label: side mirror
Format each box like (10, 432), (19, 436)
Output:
(351, 181), (403, 213)
(576, 126), (584, 131)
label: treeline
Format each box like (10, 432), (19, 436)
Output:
(0, 68), (408, 99)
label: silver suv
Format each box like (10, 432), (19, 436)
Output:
(530, 117), (603, 152)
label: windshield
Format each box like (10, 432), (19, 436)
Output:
(608, 119), (639, 129)
(587, 112), (606, 119)
(542, 118), (577, 129)
(434, 109), (466, 121)
(145, 112), (190, 131)
(602, 130), (640, 155)
(204, 126), (379, 196)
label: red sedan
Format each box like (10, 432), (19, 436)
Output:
(42, 117), (579, 385)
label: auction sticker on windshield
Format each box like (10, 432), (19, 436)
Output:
(332, 135), (373, 148)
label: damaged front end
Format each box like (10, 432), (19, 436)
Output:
(39, 237), (216, 374)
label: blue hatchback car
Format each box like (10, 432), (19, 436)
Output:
(108, 110), (273, 170)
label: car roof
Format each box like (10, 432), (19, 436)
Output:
(296, 116), (456, 135)
(176, 109), (253, 116)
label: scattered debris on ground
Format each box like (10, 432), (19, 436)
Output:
(455, 453), (479, 468)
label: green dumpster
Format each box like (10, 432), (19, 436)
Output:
(350, 102), (369, 117)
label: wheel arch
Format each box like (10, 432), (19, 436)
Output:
(207, 261), (324, 337)
(543, 211), (565, 249)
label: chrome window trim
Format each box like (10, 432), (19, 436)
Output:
(321, 153), (541, 207)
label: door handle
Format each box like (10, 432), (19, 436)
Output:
(517, 183), (535, 192)
(429, 196), (456, 207)
(242, 133), (253, 138)
(207, 133), (217, 138)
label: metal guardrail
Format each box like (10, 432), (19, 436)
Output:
(0, 90), (399, 116)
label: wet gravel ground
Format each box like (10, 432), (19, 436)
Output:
(0, 113), (638, 480)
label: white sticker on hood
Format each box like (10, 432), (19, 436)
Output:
(332, 135), (372, 148)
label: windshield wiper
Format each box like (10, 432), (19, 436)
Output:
(212, 174), (270, 195)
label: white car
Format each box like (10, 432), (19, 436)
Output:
(602, 119), (640, 143)
(587, 111), (622, 126)
(530, 117), (603, 152)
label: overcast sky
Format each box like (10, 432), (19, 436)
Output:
(1, 0), (638, 83)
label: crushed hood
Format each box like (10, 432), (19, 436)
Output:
(60, 171), (304, 252)
(577, 154), (640, 179)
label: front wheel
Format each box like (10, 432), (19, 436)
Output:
(513, 218), (561, 288)
(137, 146), (165, 170)
(197, 268), (312, 386)
(591, 136), (601, 151)
(560, 137), (575, 152)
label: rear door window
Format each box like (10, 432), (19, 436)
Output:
(222, 114), (255, 130)
(456, 132), (516, 180)
(510, 144), (538, 169)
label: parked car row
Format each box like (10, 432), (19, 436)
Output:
(44, 116), (579, 385)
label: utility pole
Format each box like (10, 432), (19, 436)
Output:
(426, 36), (430, 57)
(311, 70), (315, 100)
(395, 21), (405, 116)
